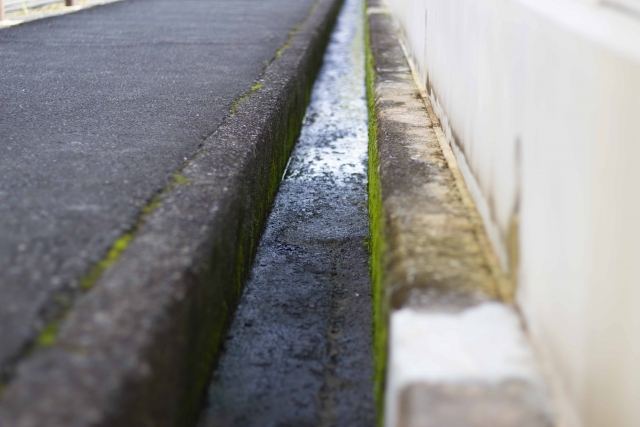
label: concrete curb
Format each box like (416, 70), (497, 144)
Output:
(365, 2), (555, 426)
(0, 0), (343, 425)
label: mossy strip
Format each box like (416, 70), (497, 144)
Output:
(36, 321), (61, 347)
(35, 169), (194, 349)
(230, 93), (249, 116)
(172, 173), (193, 186)
(79, 232), (134, 292)
(365, 6), (388, 426)
(80, 171), (194, 293)
(275, 29), (297, 59)
(232, 0), (320, 118)
(274, 1), (319, 59)
(230, 81), (265, 116)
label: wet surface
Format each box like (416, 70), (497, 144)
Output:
(197, 0), (374, 425)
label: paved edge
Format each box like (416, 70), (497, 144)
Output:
(0, 0), (343, 426)
(364, 2), (555, 426)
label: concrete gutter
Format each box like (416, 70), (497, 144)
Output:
(364, 1), (555, 426)
(0, 0), (342, 425)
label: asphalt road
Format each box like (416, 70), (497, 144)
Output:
(198, 0), (375, 425)
(0, 0), (318, 379)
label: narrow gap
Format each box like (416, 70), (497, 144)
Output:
(196, 0), (375, 425)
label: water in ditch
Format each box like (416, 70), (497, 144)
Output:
(197, 0), (374, 425)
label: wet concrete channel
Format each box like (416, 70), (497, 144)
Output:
(197, 0), (375, 425)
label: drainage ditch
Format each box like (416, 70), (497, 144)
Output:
(196, 0), (374, 425)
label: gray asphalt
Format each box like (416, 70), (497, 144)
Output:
(198, 0), (375, 425)
(0, 0), (318, 379)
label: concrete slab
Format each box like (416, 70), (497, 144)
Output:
(0, 0), (343, 424)
(364, 2), (555, 425)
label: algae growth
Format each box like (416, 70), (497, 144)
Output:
(365, 7), (388, 426)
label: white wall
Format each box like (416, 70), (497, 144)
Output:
(385, 0), (640, 426)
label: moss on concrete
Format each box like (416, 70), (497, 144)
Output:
(35, 322), (60, 347)
(2, 2), (344, 424)
(178, 52), (317, 427)
(275, 2), (319, 60)
(32, 168), (196, 351)
(172, 173), (193, 186)
(230, 93), (249, 116)
(80, 232), (134, 292)
(365, 7), (387, 426)
(230, 81), (266, 116)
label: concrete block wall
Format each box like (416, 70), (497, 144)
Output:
(384, 0), (640, 426)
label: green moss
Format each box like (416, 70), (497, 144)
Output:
(365, 8), (388, 426)
(80, 232), (134, 291)
(184, 77), (310, 425)
(172, 173), (193, 186)
(82, 171), (194, 292)
(274, 2), (319, 60)
(141, 195), (162, 216)
(20, 166), (199, 389)
(12, 0), (331, 416)
(275, 25), (301, 59)
(36, 321), (60, 347)
(229, 82), (265, 116)
(275, 37), (292, 59)
(181, 95), (309, 425)
(230, 93), (249, 116)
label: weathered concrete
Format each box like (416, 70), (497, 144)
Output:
(398, 381), (550, 427)
(365, 2), (554, 426)
(0, 0), (321, 379)
(385, 1), (640, 424)
(366, 1), (496, 311)
(0, 0), (343, 425)
(198, 1), (374, 424)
